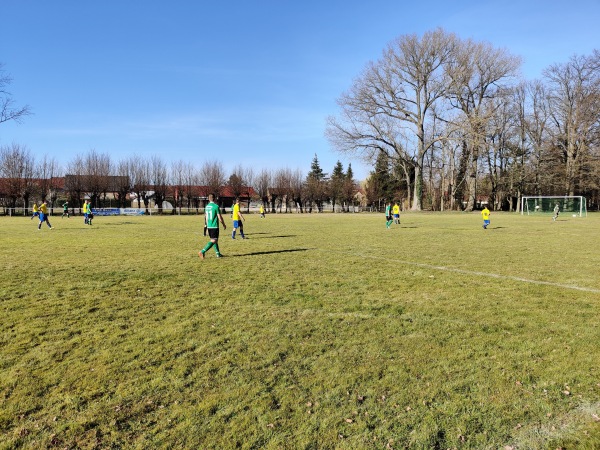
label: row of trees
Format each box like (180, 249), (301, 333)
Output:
(1, 63), (360, 214)
(327, 28), (600, 211)
(0, 145), (359, 213)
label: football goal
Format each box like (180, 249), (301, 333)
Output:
(521, 196), (587, 217)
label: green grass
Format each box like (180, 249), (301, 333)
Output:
(1, 212), (600, 449)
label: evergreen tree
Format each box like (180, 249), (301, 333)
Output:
(305, 154), (328, 212)
(366, 151), (393, 210)
(343, 163), (356, 212)
(329, 160), (345, 212)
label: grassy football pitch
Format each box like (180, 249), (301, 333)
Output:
(1, 212), (599, 449)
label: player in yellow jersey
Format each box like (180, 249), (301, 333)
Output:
(31, 202), (39, 220)
(38, 201), (53, 230)
(481, 205), (490, 229)
(392, 202), (400, 225)
(231, 198), (246, 239)
(83, 199), (89, 224)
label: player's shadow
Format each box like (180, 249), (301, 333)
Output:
(236, 248), (311, 257)
(249, 234), (297, 239)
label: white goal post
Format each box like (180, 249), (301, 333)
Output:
(521, 196), (587, 217)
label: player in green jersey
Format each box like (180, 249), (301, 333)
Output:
(199, 193), (227, 259)
(385, 202), (393, 228)
(62, 201), (70, 218)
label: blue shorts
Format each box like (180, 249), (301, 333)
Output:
(393, 214), (399, 219)
(39, 212), (45, 221)
(233, 220), (241, 228)
(483, 219), (490, 226)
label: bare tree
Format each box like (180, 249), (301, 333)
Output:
(84, 149), (111, 208)
(327, 28), (458, 210)
(445, 38), (521, 210)
(243, 166), (255, 213)
(227, 164), (245, 200)
(115, 158), (132, 208)
(255, 168), (271, 212)
(150, 155), (169, 214)
(21, 151), (38, 212)
(290, 168), (305, 213)
(544, 50), (600, 196)
(65, 155), (85, 211)
(0, 63), (31, 126)
(37, 154), (60, 210)
(171, 160), (186, 214)
(130, 155), (151, 213)
(0, 143), (35, 209)
(273, 168), (294, 212)
(183, 162), (198, 209)
(511, 80), (552, 205)
(199, 160), (226, 204)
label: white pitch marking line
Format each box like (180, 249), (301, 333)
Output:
(335, 250), (600, 294)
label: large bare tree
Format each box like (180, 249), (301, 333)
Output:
(327, 28), (458, 210)
(544, 50), (600, 196)
(445, 39), (521, 210)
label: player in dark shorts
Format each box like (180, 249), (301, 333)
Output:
(199, 194), (227, 259)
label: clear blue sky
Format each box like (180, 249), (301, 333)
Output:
(2, 0), (599, 181)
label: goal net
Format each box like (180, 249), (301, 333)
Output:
(521, 196), (587, 217)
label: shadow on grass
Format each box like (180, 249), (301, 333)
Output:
(246, 234), (297, 239)
(235, 248), (312, 257)
(101, 221), (144, 226)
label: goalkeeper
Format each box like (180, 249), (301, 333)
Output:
(553, 204), (560, 221)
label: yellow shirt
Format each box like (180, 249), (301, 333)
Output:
(392, 205), (400, 215)
(481, 208), (490, 220)
(39, 203), (48, 214)
(232, 203), (241, 221)
(32, 204), (39, 212)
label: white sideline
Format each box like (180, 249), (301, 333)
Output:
(342, 251), (600, 294)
